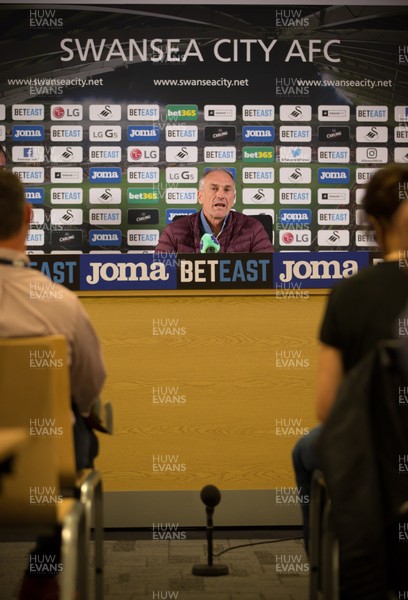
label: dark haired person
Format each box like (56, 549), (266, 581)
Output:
(0, 171), (106, 600)
(292, 164), (408, 552)
(154, 168), (273, 253)
(0, 145), (6, 169)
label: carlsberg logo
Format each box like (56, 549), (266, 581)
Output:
(280, 259), (358, 282)
(86, 261), (169, 285)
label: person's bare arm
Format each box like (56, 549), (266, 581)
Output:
(316, 343), (344, 423)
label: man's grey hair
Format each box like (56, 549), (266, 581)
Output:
(198, 168), (236, 191)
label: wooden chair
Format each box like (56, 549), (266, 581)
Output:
(0, 335), (103, 600)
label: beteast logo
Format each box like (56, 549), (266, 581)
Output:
(128, 104), (160, 121)
(318, 168), (350, 184)
(128, 167), (160, 183)
(50, 125), (83, 142)
(12, 104), (44, 121)
(14, 167), (45, 184)
(89, 167), (122, 183)
(166, 125), (198, 143)
(89, 146), (121, 163)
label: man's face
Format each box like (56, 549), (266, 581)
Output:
(0, 151), (5, 169)
(198, 170), (235, 223)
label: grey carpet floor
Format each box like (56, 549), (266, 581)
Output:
(0, 536), (309, 599)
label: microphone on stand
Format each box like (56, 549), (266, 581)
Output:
(192, 485), (229, 576)
(200, 233), (220, 253)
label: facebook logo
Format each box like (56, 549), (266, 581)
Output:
(23, 148), (34, 158)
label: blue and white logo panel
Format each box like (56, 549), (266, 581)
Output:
(279, 209), (312, 226)
(89, 230), (122, 246)
(274, 252), (369, 289)
(25, 188), (45, 204)
(318, 168), (350, 184)
(89, 167), (122, 183)
(166, 209), (197, 224)
(242, 126), (275, 142)
(12, 125), (44, 141)
(80, 255), (177, 291)
(127, 125), (160, 142)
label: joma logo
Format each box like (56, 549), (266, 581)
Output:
(86, 262), (169, 285)
(279, 260), (358, 282)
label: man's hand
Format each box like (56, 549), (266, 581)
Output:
(83, 397), (113, 434)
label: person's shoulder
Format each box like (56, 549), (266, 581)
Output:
(27, 266), (80, 305)
(331, 261), (407, 298)
(230, 210), (248, 223)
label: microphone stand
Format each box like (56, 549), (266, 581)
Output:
(192, 505), (229, 576)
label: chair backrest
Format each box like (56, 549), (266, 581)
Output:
(250, 213), (273, 242)
(0, 335), (77, 525)
(318, 340), (408, 596)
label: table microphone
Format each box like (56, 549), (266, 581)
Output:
(200, 233), (220, 253)
(192, 485), (229, 576)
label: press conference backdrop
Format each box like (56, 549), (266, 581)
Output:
(0, 3), (407, 272)
(1, 3), (407, 526)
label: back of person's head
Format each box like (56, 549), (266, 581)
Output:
(0, 170), (26, 241)
(363, 164), (408, 225)
(0, 145), (6, 168)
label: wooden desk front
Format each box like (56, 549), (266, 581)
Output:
(80, 290), (327, 526)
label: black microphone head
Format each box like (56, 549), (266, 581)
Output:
(200, 484), (221, 508)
